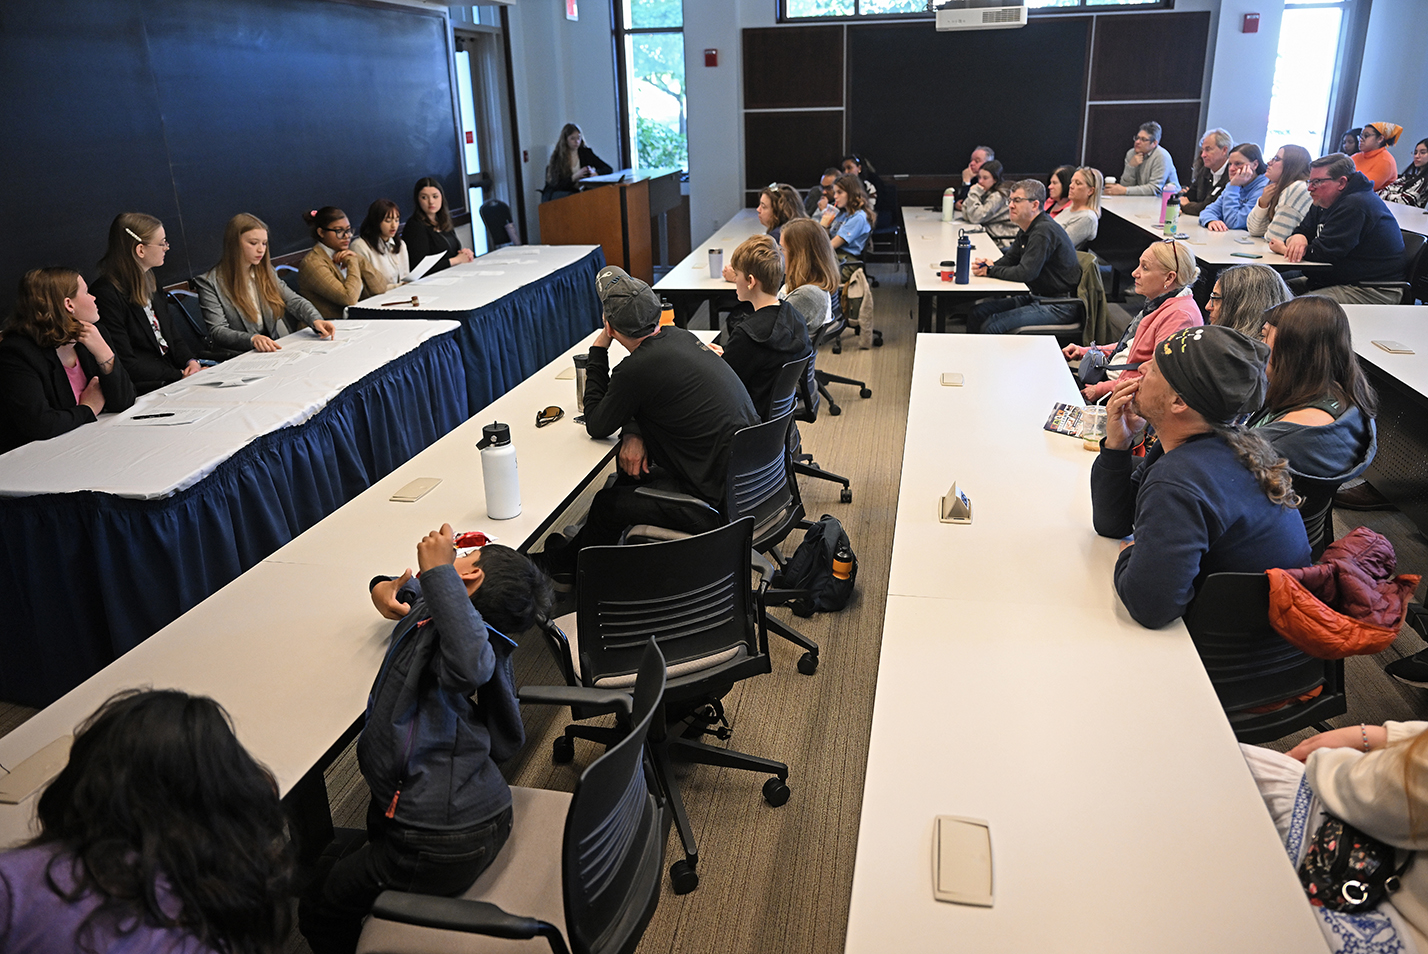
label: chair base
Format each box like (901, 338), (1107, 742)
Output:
(794, 459), (852, 504)
(815, 370), (872, 416)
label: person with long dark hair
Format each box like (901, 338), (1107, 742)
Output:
(1199, 143), (1269, 231)
(0, 689), (294, 953)
(1382, 138), (1428, 208)
(0, 267), (135, 453)
(1044, 165), (1075, 216)
(91, 212), (201, 394)
(298, 205), (387, 320)
(350, 198), (411, 287)
(961, 159), (1015, 240)
(543, 123), (612, 200)
(402, 177), (475, 275)
(1251, 144), (1313, 246)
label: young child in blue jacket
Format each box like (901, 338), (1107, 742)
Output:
(299, 523), (552, 954)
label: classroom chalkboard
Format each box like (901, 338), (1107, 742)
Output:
(0, 0), (461, 314)
(845, 19), (1091, 176)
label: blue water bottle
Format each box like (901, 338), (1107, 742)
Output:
(955, 230), (972, 285)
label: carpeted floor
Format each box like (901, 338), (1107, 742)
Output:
(4, 263), (1427, 954)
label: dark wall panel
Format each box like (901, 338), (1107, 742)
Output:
(0, 0), (460, 313)
(1085, 103), (1203, 191)
(744, 26), (843, 109)
(1089, 12), (1209, 101)
(745, 112), (844, 188)
(845, 19), (1090, 175)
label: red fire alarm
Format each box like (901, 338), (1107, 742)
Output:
(704, 48), (718, 68)
(1243, 13), (1259, 33)
(465, 131), (474, 144)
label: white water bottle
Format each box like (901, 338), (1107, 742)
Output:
(942, 187), (956, 222)
(477, 422), (521, 520)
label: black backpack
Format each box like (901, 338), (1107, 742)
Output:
(772, 514), (857, 618)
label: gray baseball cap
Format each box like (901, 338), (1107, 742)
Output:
(596, 266), (661, 338)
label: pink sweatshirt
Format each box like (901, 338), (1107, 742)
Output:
(1084, 294), (1203, 401)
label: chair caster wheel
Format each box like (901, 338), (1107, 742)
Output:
(832, 342), (842, 355)
(763, 777), (791, 807)
(552, 736), (574, 764)
(670, 860), (699, 894)
(840, 488), (853, 504)
(873, 332), (884, 347)
(797, 652), (818, 675)
(829, 404), (842, 416)
(859, 388), (872, 399)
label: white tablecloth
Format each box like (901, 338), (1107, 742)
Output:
(354, 245), (600, 314)
(0, 319), (458, 499)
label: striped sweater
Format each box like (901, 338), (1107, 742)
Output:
(1246, 179), (1312, 243)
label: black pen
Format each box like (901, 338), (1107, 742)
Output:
(132, 412), (175, 420)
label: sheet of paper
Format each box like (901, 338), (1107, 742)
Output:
(407, 252), (446, 282)
(474, 270), (506, 276)
(239, 354), (306, 371)
(414, 276), (460, 286)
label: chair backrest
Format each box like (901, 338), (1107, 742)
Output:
(871, 179), (900, 236)
(723, 413), (803, 549)
(769, 355), (810, 422)
(1183, 572), (1341, 714)
(1293, 474), (1344, 562)
(165, 290), (210, 353)
(574, 518), (763, 688)
(480, 199), (514, 249)
(275, 264), (300, 294)
(562, 638), (668, 954)
(1401, 229), (1427, 301)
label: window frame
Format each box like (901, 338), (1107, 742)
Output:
(611, 0), (687, 171)
(775, 0), (1174, 22)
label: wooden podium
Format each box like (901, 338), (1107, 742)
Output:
(538, 167), (681, 283)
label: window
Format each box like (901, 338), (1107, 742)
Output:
(1265, 0), (1360, 158)
(614, 0), (687, 171)
(779, 0), (1167, 19)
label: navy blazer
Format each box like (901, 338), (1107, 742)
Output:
(0, 330), (136, 454)
(91, 277), (195, 394)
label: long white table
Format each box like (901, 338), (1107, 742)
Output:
(355, 245), (597, 313)
(653, 208), (766, 327)
(844, 334), (1328, 952)
(1388, 200), (1428, 237)
(1100, 194), (1319, 268)
(902, 209), (1029, 332)
(0, 327), (716, 851)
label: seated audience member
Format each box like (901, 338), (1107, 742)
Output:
(842, 153), (882, 211)
(755, 183), (796, 243)
(0, 689), (293, 953)
(1382, 138), (1428, 208)
(1200, 143), (1269, 231)
(0, 267), (135, 453)
(539, 267), (760, 573)
(804, 167), (841, 216)
(543, 122), (613, 200)
(721, 235), (812, 420)
(1243, 723), (1428, 953)
(1281, 153), (1406, 304)
(1044, 166), (1074, 216)
(404, 177), (475, 275)
(1091, 325), (1311, 628)
(1204, 263), (1291, 338)
(298, 206), (386, 321)
(1250, 296), (1376, 538)
(1104, 121), (1180, 196)
(775, 183), (810, 223)
(960, 160), (1017, 242)
(1057, 166), (1103, 249)
(299, 527), (551, 954)
(91, 212), (200, 394)
(351, 198), (412, 288)
(1064, 240), (1203, 402)
(957, 145), (995, 205)
(195, 214), (336, 353)
(779, 217), (840, 340)
(966, 180), (1081, 335)
(1249, 145), (1313, 244)
(820, 174), (876, 273)
(1339, 128), (1362, 156)
(1353, 122), (1402, 192)
(1179, 127), (1234, 216)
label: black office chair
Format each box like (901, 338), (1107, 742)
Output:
(625, 413), (823, 675)
(479, 198), (516, 250)
(816, 291), (874, 416)
(540, 520), (790, 895)
(276, 264), (301, 294)
(166, 289), (241, 363)
(358, 639), (670, 954)
(1008, 251), (1106, 348)
(772, 355), (852, 503)
(868, 179), (904, 274)
(1183, 573), (1347, 744)
(1360, 229), (1427, 304)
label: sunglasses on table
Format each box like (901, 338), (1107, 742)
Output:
(536, 406), (564, 427)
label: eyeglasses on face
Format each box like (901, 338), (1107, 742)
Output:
(536, 405), (564, 427)
(320, 227), (354, 237)
(1306, 177), (1340, 189)
(1008, 196), (1034, 205)
(1207, 293), (1223, 302)
(146, 240), (171, 249)
(1134, 135), (1155, 143)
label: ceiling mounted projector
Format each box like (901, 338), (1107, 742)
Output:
(935, 0), (1029, 31)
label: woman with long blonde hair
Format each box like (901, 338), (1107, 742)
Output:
(194, 213), (334, 353)
(779, 217), (839, 339)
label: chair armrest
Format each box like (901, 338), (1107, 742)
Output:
(622, 524), (694, 544)
(1359, 281), (1411, 304)
(1030, 295), (1080, 306)
(750, 550), (776, 582)
(370, 893), (570, 951)
(631, 486), (719, 512)
(518, 684), (632, 718)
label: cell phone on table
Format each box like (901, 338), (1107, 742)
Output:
(1230, 252), (1262, 259)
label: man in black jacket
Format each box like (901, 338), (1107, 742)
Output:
(966, 180), (1082, 334)
(1283, 153), (1405, 304)
(1178, 127), (1234, 216)
(541, 267), (760, 573)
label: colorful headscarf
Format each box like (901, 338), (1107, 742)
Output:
(1364, 123), (1403, 147)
